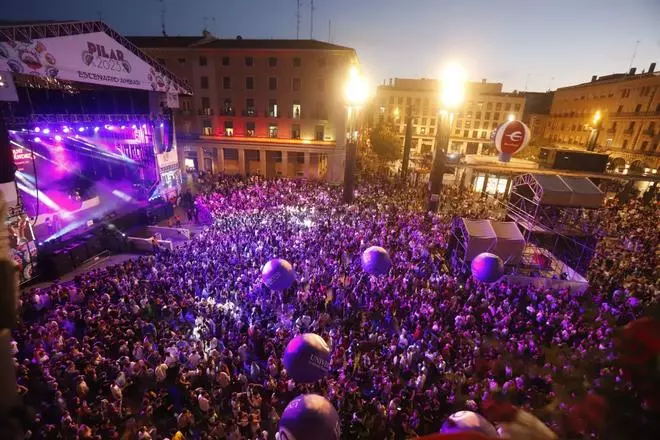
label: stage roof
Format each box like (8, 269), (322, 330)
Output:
(0, 20), (192, 95)
(520, 173), (605, 208)
(459, 219), (525, 264)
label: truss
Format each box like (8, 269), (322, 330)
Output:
(3, 113), (168, 127)
(0, 21), (192, 95)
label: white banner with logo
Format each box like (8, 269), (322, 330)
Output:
(0, 32), (186, 94)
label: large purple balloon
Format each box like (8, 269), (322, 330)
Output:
(262, 258), (295, 290)
(361, 246), (392, 276)
(283, 333), (331, 383)
(278, 394), (340, 440)
(471, 252), (504, 283)
(441, 411), (498, 437)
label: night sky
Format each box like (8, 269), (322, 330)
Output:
(4, 0), (660, 92)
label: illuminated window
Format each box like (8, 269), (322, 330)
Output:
(245, 122), (255, 137)
(268, 124), (278, 138)
(224, 121), (234, 136)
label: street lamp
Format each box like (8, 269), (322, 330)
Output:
(586, 109), (602, 152)
(343, 66), (369, 203)
(428, 63), (467, 212)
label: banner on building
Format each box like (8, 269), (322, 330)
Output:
(0, 31), (187, 95)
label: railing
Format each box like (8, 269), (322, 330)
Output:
(242, 109), (258, 117)
(611, 111), (660, 117)
(220, 109), (236, 116)
(623, 129), (634, 134)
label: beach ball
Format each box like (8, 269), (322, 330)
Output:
(283, 333), (331, 383)
(361, 246), (392, 276)
(441, 411), (498, 437)
(471, 253), (504, 283)
(262, 258), (295, 290)
(278, 394), (340, 440)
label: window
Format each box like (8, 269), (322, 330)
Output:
(245, 98), (256, 116)
(268, 99), (279, 118)
(485, 112), (491, 120)
(648, 122), (656, 135)
(200, 76), (209, 89)
(456, 120), (463, 128)
(246, 77), (254, 90)
(480, 131), (487, 139)
(472, 131), (478, 138)
(223, 77), (231, 89)
(465, 121), (472, 129)
(245, 56), (253, 66)
(495, 102), (502, 111)
(430, 118), (436, 126)
(223, 98), (234, 115)
(420, 127), (426, 135)
(245, 122), (255, 137)
(466, 111), (473, 118)
(224, 120), (234, 136)
(494, 112), (500, 120)
(617, 105), (623, 114)
(421, 118), (427, 126)
(429, 128), (435, 135)
(268, 124), (278, 138)
(317, 78), (325, 92)
(627, 121), (635, 131)
(269, 77), (278, 91)
(178, 58), (186, 64)
(291, 124), (301, 139)
(635, 104), (642, 113)
(201, 97), (210, 109)
(622, 139), (628, 150)
(222, 56), (230, 66)
(398, 97), (403, 105)
(406, 97), (412, 105)
(505, 103), (512, 111)
(315, 125), (325, 140)
(318, 57), (326, 67)
(475, 111), (482, 119)
(656, 103), (660, 113)
(640, 141), (649, 152)
(202, 120), (213, 136)
(487, 102), (493, 110)
(621, 89), (630, 98)
(268, 57), (278, 67)
(514, 103), (521, 111)
(293, 57), (301, 67)
(474, 121), (481, 129)
(292, 101), (301, 119)
(199, 56), (207, 66)
(292, 78), (302, 91)
(463, 130), (469, 137)
(492, 122), (498, 129)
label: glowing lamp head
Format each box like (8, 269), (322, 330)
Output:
(42, 128), (50, 134)
(34, 127), (41, 133)
(592, 110), (602, 125)
(344, 66), (370, 106)
(106, 125), (114, 131)
(439, 63), (467, 110)
(54, 135), (62, 142)
(120, 125), (126, 130)
(62, 126), (70, 133)
(34, 137), (41, 143)
(94, 126), (100, 132)
(131, 124), (137, 130)
(160, 122), (164, 128)
(508, 114), (515, 122)
(78, 127), (85, 132)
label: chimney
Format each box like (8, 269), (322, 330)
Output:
(481, 78), (486, 84)
(591, 75), (597, 82)
(629, 67), (636, 75)
(650, 62), (656, 73)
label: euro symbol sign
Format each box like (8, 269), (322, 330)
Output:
(505, 131), (523, 142)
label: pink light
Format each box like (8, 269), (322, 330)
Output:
(55, 135), (62, 142)
(63, 127), (70, 133)
(94, 127), (100, 132)
(107, 125), (114, 131)
(78, 127), (85, 132)
(141, 124), (147, 128)
(131, 124), (137, 129)
(120, 125), (126, 130)
(42, 128), (50, 134)
(34, 127), (41, 133)
(34, 137), (41, 143)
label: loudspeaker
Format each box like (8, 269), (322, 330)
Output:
(40, 251), (73, 280)
(84, 235), (102, 257)
(69, 242), (89, 267)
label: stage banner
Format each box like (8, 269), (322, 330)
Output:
(0, 32), (186, 94)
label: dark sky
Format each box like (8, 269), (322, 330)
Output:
(5, 0), (660, 92)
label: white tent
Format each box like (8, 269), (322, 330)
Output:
(490, 221), (526, 264)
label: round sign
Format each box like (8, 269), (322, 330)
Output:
(493, 120), (530, 162)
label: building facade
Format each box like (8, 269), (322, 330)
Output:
(544, 64), (660, 173)
(372, 78), (526, 158)
(130, 33), (358, 181)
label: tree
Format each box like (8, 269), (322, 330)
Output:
(369, 124), (402, 163)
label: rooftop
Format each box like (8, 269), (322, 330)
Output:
(126, 35), (355, 52)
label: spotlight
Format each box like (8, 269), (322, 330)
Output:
(34, 137), (41, 143)
(142, 124), (147, 128)
(55, 135), (62, 141)
(131, 124), (137, 129)
(159, 123), (164, 128)
(78, 127), (85, 132)
(94, 127), (100, 132)
(34, 127), (41, 133)
(120, 125), (126, 130)
(42, 128), (50, 134)
(63, 127), (70, 133)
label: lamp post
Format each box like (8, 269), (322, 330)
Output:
(428, 63), (467, 212)
(586, 110), (602, 152)
(343, 66), (369, 204)
(400, 106), (414, 182)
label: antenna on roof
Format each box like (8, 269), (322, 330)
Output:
(524, 73), (530, 92)
(328, 20), (331, 42)
(160, 0), (168, 37)
(628, 40), (640, 71)
(547, 76), (555, 92)
(310, 0), (315, 39)
(296, 0), (301, 39)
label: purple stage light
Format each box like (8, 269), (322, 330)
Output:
(78, 127), (85, 132)
(131, 124), (137, 129)
(34, 137), (41, 143)
(94, 127), (100, 132)
(159, 122), (164, 128)
(120, 125), (126, 130)
(42, 128), (50, 134)
(55, 135), (62, 142)
(34, 127), (41, 133)
(142, 124), (147, 128)
(63, 127), (70, 133)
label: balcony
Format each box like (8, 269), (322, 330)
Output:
(198, 108), (214, 116)
(644, 129), (656, 136)
(623, 129), (634, 135)
(220, 108), (236, 116)
(267, 110), (280, 118)
(242, 109), (258, 117)
(611, 111), (660, 118)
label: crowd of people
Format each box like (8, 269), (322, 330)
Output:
(13, 175), (659, 439)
